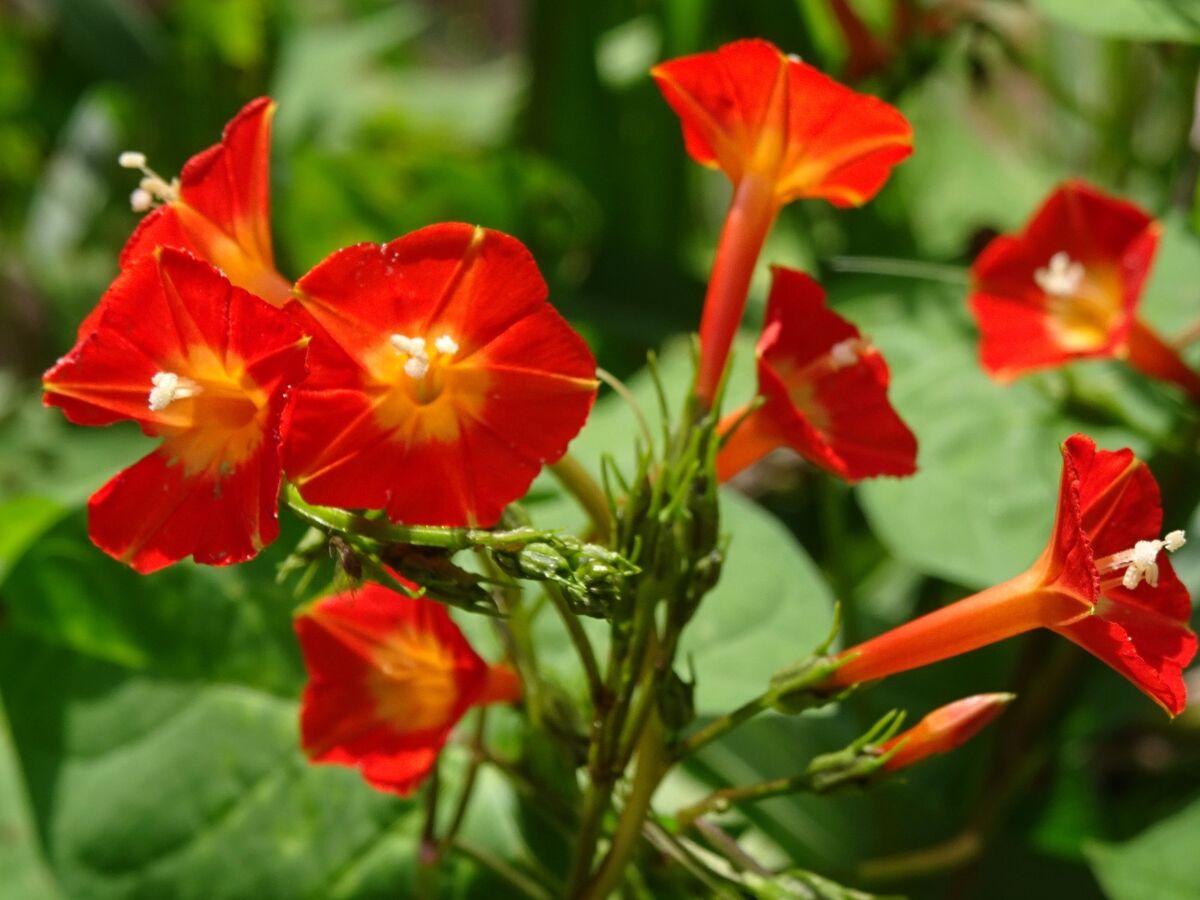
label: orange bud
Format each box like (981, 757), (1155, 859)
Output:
(878, 693), (1014, 772)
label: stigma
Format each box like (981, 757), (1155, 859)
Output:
(390, 332), (460, 380)
(1096, 530), (1186, 590)
(148, 371), (201, 411)
(1034, 252), (1084, 298)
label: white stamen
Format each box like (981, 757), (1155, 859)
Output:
(389, 334), (426, 357)
(403, 356), (430, 379)
(1034, 251), (1085, 298)
(147, 371), (201, 412)
(118, 151), (147, 169)
(435, 335), (459, 356)
(130, 188), (153, 212)
(828, 338), (861, 370)
(1096, 530), (1187, 591)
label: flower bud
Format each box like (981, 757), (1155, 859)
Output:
(877, 693), (1014, 772)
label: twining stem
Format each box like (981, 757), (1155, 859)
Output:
(451, 838), (555, 900)
(546, 584), (604, 704)
(550, 454), (613, 543)
(580, 713), (669, 900)
(437, 709), (488, 857)
(672, 693), (772, 761)
(695, 172), (778, 408)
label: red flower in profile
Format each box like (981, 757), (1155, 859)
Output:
(115, 97), (291, 312)
(652, 39), (912, 405)
(970, 180), (1200, 400)
(295, 582), (521, 795)
(827, 435), (1196, 715)
(42, 249), (308, 573)
(284, 222), (598, 527)
(877, 694), (1013, 773)
(717, 267), (917, 483)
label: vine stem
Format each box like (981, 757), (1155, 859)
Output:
(675, 772), (813, 831)
(550, 453), (613, 543)
(827, 255), (970, 285)
(671, 692), (771, 762)
(579, 713), (669, 900)
(546, 584), (604, 704)
(451, 838), (555, 900)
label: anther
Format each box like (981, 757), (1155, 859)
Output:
(147, 371), (201, 412)
(1095, 530), (1187, 590)
(435, 335), (459, 356)
(118, 151), (147, 169)
(118, 150), (179, 209)
(130, 188), (153, 213)
(828, 338), (862, 370)
(1034, 251), (1084, 298)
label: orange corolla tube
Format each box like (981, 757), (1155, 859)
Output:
(717, 267), (916, 483)
(284, 222), (598, 527)
(826, 434), (1196, 716)
(652, 39), (913, 406)
(42, 248), (308, 573)
(878, 694), (1014, 772)
(295, 582), (521, 795)
(970, 180), (1200, 401)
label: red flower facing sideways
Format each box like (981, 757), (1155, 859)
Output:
(970, 180), (1200, 400)
(717, 267), (917, 483)
(114, 97), (291, 312)
(295, 582), (522, 795)
(284, 222), (598, 527)
(652, 38), (912, 405)
(42, 248), (308, 573)
(827, 434), (1196, 715)
(651, 38), (914, 208)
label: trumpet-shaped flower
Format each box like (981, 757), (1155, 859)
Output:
(284, 222), (598, 527)
(42, 248), (308, 573)
(970, 180), (1200, 400)
(826, 434), (1196, 715)
(652, 39), (913, 406)
(114, 97), (291, 313)
(717, 267), (917, 482)
(877, 694), (1014, 772)
(295, 582), (521, 795)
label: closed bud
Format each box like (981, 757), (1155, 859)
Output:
(877, 693), (1014, 772)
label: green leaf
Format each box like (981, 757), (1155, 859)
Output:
(0, 496), (64, 584)
(0, 700), (61, 899)
(1084, 796), (1200, 899)
(1030, 0), (1200, 43)
(849, 279), (1142, 589)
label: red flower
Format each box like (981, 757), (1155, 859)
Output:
(877, 693), (1013, 772)
(970, 180), (1200, 400)
(827, 434), (1196, 715)
(717, 267), (917, 483)
(115, 97), (291, 313)
(652, 39), (912, 406)
(295, 582), (521, 795)
(42, 248), (308, 573)
(284, 223), (597, 527)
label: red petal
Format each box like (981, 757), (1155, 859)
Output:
(969, 181), (1158, 379)
(286, 224), (597, 526)
(738, 267), (917, 481)
(295, 585), (494, 794)
(652, 39), (912, 207)
(119, 98), (291, 308)
(86, 440), (282, 573)
(716, 405), (786, 481)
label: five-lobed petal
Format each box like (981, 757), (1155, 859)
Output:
(295, 582), (521, 795)
(969, 180), (1159, 379)
(284, 222), (598, 527)
(42, 248), (308, 573)
(717, 267), (917, 483)
(651, 38), (913, 207)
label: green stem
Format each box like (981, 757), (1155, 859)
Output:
(437, 709), (488, 856)
(675, 772), (813, 831)
(827, 255), (969, 285)
(451, 838), (555, 900)
(550, 454), (614, 543)
(580, 714), (668, 900)
(546, 585), (604, 704)
(671, 693), (771, 762)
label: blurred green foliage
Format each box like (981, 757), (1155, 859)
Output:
(2, 0), (1200, 898)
